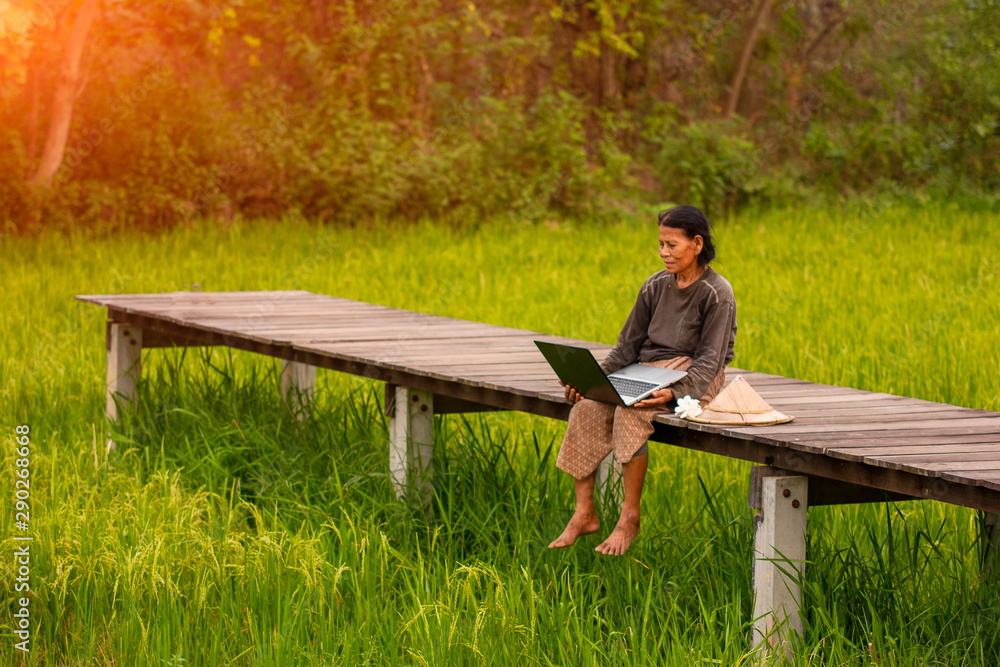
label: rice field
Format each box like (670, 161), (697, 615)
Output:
(2, 200), (999, 665)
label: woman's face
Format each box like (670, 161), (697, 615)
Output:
(658, 225), (703, 276)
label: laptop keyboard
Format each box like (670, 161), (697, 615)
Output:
(609, 376), (661, 398)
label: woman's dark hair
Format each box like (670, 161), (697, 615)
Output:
(657, 205), (716, 266)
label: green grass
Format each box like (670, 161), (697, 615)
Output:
(1, 200), (999, 665)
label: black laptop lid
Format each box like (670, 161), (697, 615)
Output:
(534, 340), (624, 406)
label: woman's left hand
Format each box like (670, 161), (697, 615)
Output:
(633, 388), (674, 409)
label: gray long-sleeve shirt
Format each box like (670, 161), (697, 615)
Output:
(600, 267), (737, 400)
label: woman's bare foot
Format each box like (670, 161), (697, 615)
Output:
(548, 511), (600, 548)
(595, 511), (640, 556)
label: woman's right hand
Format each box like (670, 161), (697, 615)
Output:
(559, 380), (583, 404)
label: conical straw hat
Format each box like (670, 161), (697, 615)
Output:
(686, 376), (793, 426)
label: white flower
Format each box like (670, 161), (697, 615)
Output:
(674, 395), (702, 420)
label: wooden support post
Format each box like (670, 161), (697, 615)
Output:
(387, 386), (434, 502)
(280, 360), (315, 420)
(751, 468), (807, 658)
(981, 512), (1000, 584)
(106, 323), (142, 451)
(595, 453), (623, 505)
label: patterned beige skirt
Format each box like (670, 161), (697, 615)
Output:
(555, 356), (726, 480)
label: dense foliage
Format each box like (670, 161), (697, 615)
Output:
(1, 0), (999, 231)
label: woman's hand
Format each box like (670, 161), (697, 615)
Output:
(558, 380), (584, 405)
(633, 388), (674, 409)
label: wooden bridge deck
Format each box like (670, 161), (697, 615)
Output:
(77, 290), (1000, 513)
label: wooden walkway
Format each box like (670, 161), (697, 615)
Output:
(78, 289), (1000, 654)
(78, 289), (1000, 512)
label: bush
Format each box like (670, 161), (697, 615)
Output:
(644, 118), (758, 218)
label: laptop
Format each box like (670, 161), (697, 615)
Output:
(534, 341), (687, 407)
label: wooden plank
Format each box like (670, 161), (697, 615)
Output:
(362, 354), (549, 367)
(434, 375), (558, 385)
(918, 466), (1000, 488)
(730, 376), (826, 389)
(773, 403), (967, 419)
(364, 354), (555, 367)
(404, 359), (553, 372)
(773, 404), (965, 421)
(421, 372), (557, 383)
(259, 318), (519, 332)
(300, 345), (548, 358)
(765, 396), (924, 409)
(743, 410), (988, 429)
(170, 314), (452, 326)
(830, 442), (1000, 458)
(764, 396), (915, 408)
(735, 377), (824, 388)
(434, 394), (503, 414)
(732, 416), (1000, 436)
(955, 471), (1000, 483)
(248, 331), (532, 347)
(856, 455), (1000, 476)
(758, 393), (901, 407)
(440, 364), (557, 375)
(865, 452), (1000, 471)
(726, 372), (884, 395)
(761, 394), (975, 410)
(937, 472), (1000, 492)
(78, 290), (314, 305)
(231, 329), (531, 344)
(187, 311), (500, 326)
(661, 412), (999, 439)
(321, 334), (605, 351)
(144, 296), (377, 307)
(671, 420), (1000, 452)
(778, 431), (1000, 446)
(865, 445), (1000, 459)
(92, 295), (327, 313)
(325, 337), (607, 352)
(143, 330), (205, 348)
(724, 369), (797, 381)
(899, 461), (1000, 473)
(297, 329), (535, 343)
(496, 379), (563, 389)
(428, 373), (558, 385)
(190, 320), (520, 335)
(827, 447), (1000, 465)
(357, 350), (567, 364)
(143, 302), (388, 314)
(748, 386), (866, 399)
(753, 426), (1000, 448)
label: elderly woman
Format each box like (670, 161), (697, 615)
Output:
(549, 205), (737, 556)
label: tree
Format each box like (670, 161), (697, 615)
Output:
(724, 0), (777, 119)
(29, 0), (100, 187)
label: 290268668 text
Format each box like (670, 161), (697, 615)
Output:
(13, 424), (32, 653)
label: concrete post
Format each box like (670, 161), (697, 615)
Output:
(388, 386), (434, 503)
(280, 360), (315, 420)
(106, 323), (142, 451)
(751, 472), (808, 659)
